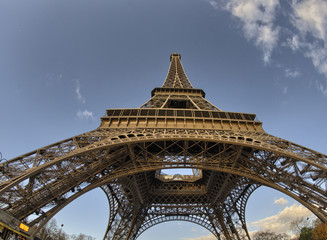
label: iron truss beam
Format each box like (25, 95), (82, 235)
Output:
(0, 130), (326, 239)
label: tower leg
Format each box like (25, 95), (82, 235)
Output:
(208, 207), (233, 240)
(104, 205), (134, 240)
(101, 185), (120, 240)
(221, 206), (250, 240)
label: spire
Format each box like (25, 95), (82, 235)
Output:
(162, 53), (194, 88)
(140, 53), (221, 111)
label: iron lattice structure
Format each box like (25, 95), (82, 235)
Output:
(1, 53), (327, 240)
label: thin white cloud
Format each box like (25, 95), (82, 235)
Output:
(77, 110), (94, 120)
(205, 0), (327, 95)
(304, 42), (327, 77)
(291, 0), (327, 41)
(249, 204), (312, 234)
(286, 34), (301, 51)
(183, 204), (311, 240)
(205, 0), (281, 64)
(285, 69), (300, 78)
(274, 197), (289, 206)
(74, 79), (86, 104)
(316, 80), (327, 95)
(184, 235), (216, 240)
(290, 0), (327, 94)
(221, 0), (280, 64)
(205, 0), (219, 9)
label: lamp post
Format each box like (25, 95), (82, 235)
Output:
(58, 224), (64, 240)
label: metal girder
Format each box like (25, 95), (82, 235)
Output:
(0, 135), (327, 238)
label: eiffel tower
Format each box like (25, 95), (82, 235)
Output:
(0, 53), (326, 240)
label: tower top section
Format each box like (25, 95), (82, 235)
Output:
(170, 53), (181, 61)
(145, 53), (221, 110)
(100, 53), (261, 131)
(162, 53), (194, 89)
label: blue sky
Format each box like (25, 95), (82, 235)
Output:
(0, 0), (326, 239)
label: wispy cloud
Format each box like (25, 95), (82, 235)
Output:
(286, 34), (302, 51)
(249, 204), (311, 234)
(289, 0), (327, 93)
(291, 0), (327, 41)
(184, 235), (216, 240)
(205, 0), (327, 95)
(289, 0), (327, 76)
(182, 203), (311, 240)
(217, 0), (280, 64)
(316, 80), (327, 95)
(274, 197), (289, 206)
(77, 110), (94, 120)
(285, 68), (300, 78)
(206, 0), (219, 9)
(74, 79), (86, 104)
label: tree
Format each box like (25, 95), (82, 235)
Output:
(37, 219), (64, 240)
(312, 222), (327, 240)
(290, 218), (312, 237)
(298, 227), (313, 240)
(36, 218), (94, 240)
(252, 231), (289, 240)
(290, 217), (327, 240)
(69, 233), (96, 240)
